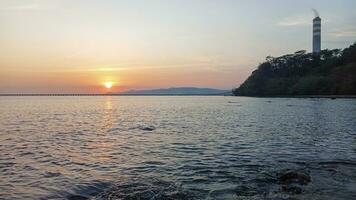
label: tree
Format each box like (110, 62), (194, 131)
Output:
(233, 42), (356, 96)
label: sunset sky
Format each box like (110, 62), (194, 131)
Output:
(0, 0), (355, 94)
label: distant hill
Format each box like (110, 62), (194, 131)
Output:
(233, 42), (356, 96)
(120, 87), (230, 95)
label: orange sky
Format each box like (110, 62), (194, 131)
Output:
(0, 64), (252, 93)
(0, 0), (355, 93)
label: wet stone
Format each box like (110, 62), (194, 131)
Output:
(278, 171), (311, 185)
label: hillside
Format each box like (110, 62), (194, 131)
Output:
(233, 42), (356, 96)
(120, 87), (229, 95)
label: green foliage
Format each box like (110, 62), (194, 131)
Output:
(233, 42), (356, 96)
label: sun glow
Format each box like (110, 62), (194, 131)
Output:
(104, 82), (113, 89)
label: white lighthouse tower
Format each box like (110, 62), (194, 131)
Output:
(312, 15), (321, 53)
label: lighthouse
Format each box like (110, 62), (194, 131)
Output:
(312, 16), (321, 53)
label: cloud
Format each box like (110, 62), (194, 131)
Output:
(51, 61), (239, 74)
(2, 5), (41, 11)
(329, 28), (356, 38)
(0, 1), (56, 11)
(276, 15), (311, 27)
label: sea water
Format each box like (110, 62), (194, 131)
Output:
(0, 96), (355, 199)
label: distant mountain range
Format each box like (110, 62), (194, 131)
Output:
(119, 87), (231, 95)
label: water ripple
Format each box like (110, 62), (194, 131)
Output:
(0, 96), (355, 199)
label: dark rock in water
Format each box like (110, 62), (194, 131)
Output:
(67, 195), (88, 200)
(282, 185), (302, 194)
(278, 171), (311, 185)
(141, 126), (155, 131)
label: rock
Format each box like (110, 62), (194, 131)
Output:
(67, 195), (88, 200)
(282, 185), (302, 194)
(140, 126), (155, 131)
(278, 171), (311, 185)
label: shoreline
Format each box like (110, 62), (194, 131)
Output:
(0, 94), (355, 98)
(0, 94), (229, 96)
(234, 95), (356, 99)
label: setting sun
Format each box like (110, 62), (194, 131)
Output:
(104, 82), (113, 89)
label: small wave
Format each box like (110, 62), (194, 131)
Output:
(67, 181), (111, 200)
(142, 161), (165, 166)
(228, 101), (242, 106)
(107, 127), (125, 133)
(318, 161), (356, 166)
(43, 171), (62, 178)
(92, 178), (197, 200)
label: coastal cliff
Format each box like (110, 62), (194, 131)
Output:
(233, 42), (356, 96)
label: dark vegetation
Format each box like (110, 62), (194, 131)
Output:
(233, 42), (356, 96)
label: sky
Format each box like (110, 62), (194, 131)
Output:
(0, 0), (355, 94)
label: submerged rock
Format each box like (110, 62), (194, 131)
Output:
(276, 170), (311, 196)
(67, 195), (88, 200)
(281, 185), (302, 194)
(278, 171), (311, 185)
(129, 125), (156, 131)
(140, 126), (156, 131)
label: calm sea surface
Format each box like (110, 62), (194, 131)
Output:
(0, 96), (356, 200)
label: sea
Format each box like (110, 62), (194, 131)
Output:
(0, 96), (355, 200)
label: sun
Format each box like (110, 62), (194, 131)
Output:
(104, 82), (113, 89)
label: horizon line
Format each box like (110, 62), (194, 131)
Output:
(0, 93), (230, 96)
